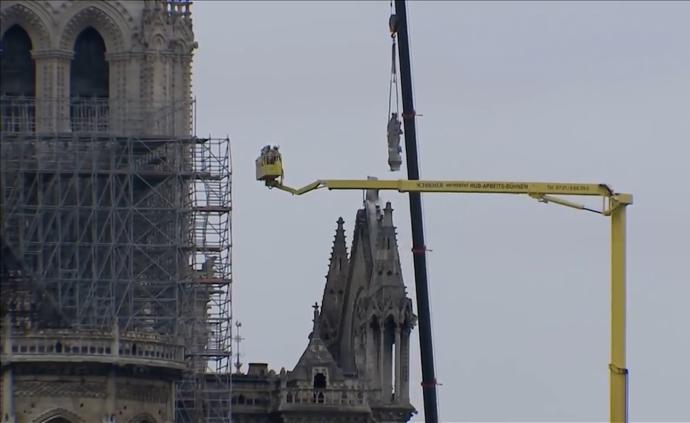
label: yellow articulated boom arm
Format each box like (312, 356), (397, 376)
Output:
(267, 178), (614, 197)
(255, 147), (625, 203)
(266, 178), (631, 217)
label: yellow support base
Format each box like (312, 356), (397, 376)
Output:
(610, 197), (631, 423)
(610, 364), (628, 422)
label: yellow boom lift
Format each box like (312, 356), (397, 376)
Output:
(256, 149), (632, 422)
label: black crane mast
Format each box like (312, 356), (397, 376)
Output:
(392, 2), (440, 422)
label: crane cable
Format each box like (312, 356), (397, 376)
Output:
(388, 2), (400, 120)
(388, 39), (400, 119)
(386, 18), (400, 119)
(386, 2), (403, 172)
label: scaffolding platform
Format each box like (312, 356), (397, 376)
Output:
(1, 96), (233, 422)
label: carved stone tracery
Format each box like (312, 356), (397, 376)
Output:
(0, 3), (52, 50)
(128, 413), (159, 423)
(32, 408), (86, 423)
(15, 380), (107, 399)
(59, 5), (126, 52)
(117, 383), (169, 403)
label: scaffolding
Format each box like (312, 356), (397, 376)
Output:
(176, 137), (233, 422)
(0, 96), (194, 136)
(0, 96), (232, 422)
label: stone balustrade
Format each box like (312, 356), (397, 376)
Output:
(2, 329), (185, 370)
(0, 96), (193, 137)
(282, 387), (368, 407)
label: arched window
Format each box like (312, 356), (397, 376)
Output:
(1, 25), (35, 131)
(128, 415), (157, 423)
(70, 27), (108, 131)
(384, 317), (397, 400)
(70, 27), (108, 99)
(0, 25), (35, 96)
(44, 418), (73, 423)
(313, 372), (327, 389)
(312, 372), (327, 404)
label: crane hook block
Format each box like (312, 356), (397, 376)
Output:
(389, 14), (398, 37)
(387, 113), (403, 171)
(256, 145), (284, 184)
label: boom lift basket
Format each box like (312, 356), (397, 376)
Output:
(256, 145), (284, 183)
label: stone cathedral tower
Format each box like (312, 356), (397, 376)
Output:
(1, 1), (233, 423)
(0, 0), (195, 136)
(318, 192), (416, 422)
(230, 192), (416, 423)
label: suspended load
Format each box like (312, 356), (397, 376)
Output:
(387, 113), (403, 171)
(386, 13), (403, 172)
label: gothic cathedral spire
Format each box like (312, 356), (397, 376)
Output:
(318, 217), (349, 360)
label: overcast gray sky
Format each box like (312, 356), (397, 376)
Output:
(193, 1), (690, 421)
